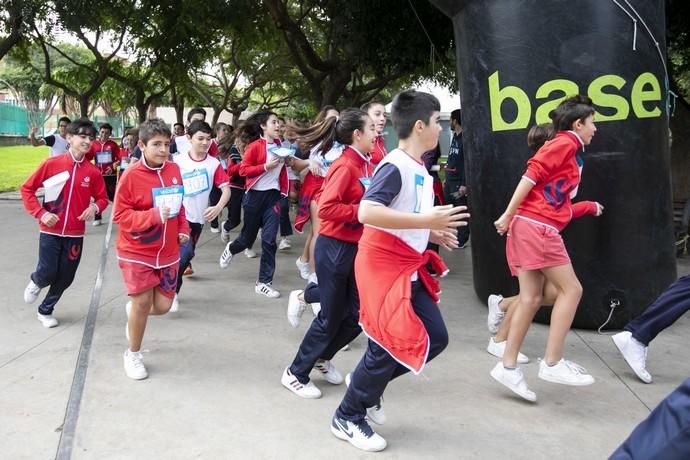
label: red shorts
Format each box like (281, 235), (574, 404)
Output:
(505, 216), (570, 276)
(118, 260), (179, 298)
(294, 173), (325, 233)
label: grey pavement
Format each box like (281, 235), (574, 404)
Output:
(1, 195), (690, 459)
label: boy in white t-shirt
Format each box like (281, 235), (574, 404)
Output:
(330, 90), (468, 452)
(173, 120), (230, 311)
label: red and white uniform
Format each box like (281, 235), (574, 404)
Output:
(370, 135), (388, 166)
(21, 151), (109, 237)
(240, 138), (288, 195)
(174, 152), (229, 224)
(318, 146), (374, 244)
(113, 158), (191, 268)
(87, 139), (121, 175)
(516, 131), (584, 231)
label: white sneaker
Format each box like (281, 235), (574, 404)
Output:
(24, 280), (42, 304)
(287, 290), (306, 327)
(345, 373), (386, 425)
(612, 331), (652, 383)
(220, 220), (231, 243)
(314, 359), (344, 384)
(255, 282), (280, 298)
(487, 337), (529, 364)
(123, 350), (148, 380)
(169, 295), (179, 313)
(36, 312), (58, 328)
(331, 415), (387, 452)
(487, 294), (505, 334)
(295, 257), (310, 280)
(244, 248), (257, 258)
(125, 301), (132, 341)
(490, 362), (537, 402)
(311, 302), (321, 316)
(209, 225), (220, 233)
(538, 358), (595, 386)
(219, 242), (233, 269)
(281, 367), (321, 398)
(278, 238), (291, 250)
(92, 219), (102, 227)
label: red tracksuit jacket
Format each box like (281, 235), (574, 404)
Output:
(518, 131), (585, 231)
(240, 138), (289, 195)
(370, 136), (388, 166)
(318, 146), (374, 244)
(113, 158), (190, 268)
(21, 151), (109, 237)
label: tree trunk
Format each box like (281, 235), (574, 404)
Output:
(211, 107), (223, 127)
(147, 102), (157, 120)
(79, 95), (89, 119)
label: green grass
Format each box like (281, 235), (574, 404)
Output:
(0, 145), (47, 192)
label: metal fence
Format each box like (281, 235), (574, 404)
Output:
(0, 103), (129, 138)
(0, 103), (31, 136)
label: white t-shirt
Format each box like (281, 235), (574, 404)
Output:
(361, 149), (435, 280)
(45, 134), (70, 158)
(174, 152), (229, 224)
(252, 143), (283, 191)
(309, 141), (344, 177)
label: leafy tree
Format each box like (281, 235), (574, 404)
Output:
(263, 0), (455, 109)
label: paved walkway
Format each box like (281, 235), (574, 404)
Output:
(1, 197), (689, 459)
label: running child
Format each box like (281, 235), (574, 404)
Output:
(218, 111), (288, 298)
(490, 95), (599, 402)
(21, 119), (108, 328)
(172, 120), (230, 312)
(331, 90), (467, 452)
(289, 106), (342, 283)
(361, 102), (388, 166)
(218, 128), (257, 258)
(113, 118), (190, 380)
(486, 124), (603, 363)
(290, 106), (339, 280)
(28, 116), (71, 158)
(281, 108), (376, 398)
(87, 123), (121, 226)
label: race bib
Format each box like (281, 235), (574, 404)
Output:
(268, 145), (296, 158)
(152, 185), (184, 218)
(414, 174), (425, 213)
(96, 151), (112, 165)
(359, 177), (372, 191)
(182, 169), (210, 197)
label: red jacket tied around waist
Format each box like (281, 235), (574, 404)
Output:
(21, 151), (109, 237)
(355, 226), (448, 374)
(113, 159), (190, 268)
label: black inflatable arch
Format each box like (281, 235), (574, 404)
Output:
(430, 0), (676, 329)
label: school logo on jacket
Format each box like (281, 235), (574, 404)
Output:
(81, 176), (91, 188)
(68, 243), (82, 261)
(172, 177), (178, 185)
(130, 225), (162, 244)
(543, 179), (574, 210)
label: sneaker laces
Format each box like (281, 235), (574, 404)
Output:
(563, 360), (588, 375)
(354, 420), (375, 438)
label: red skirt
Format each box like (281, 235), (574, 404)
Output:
(294, 172), (325, 233)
